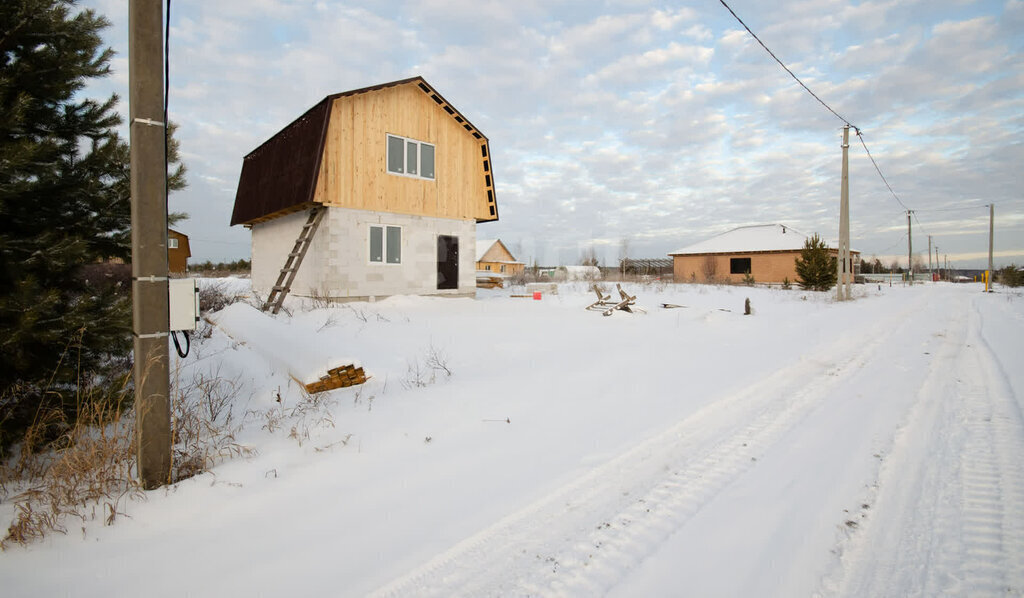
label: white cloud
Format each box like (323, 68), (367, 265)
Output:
(72, 0), (1024, 267)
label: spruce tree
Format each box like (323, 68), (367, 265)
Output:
(794, 234), (838, 292)
(0, 0), (185, 450)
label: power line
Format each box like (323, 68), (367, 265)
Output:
(717, 1), (995, 257)
(856, 131), (910, 213)
(716, 1), (923, 219)
(910, 210), (929, 238)
(717, 0), (854, 127)
(913, 205), (991, 214)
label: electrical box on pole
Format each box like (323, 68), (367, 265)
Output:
(168, 279), (199, 331)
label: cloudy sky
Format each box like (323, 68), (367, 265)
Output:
(80, 0), (1023, 269)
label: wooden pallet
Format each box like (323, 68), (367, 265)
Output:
(303, 364), (368, 394)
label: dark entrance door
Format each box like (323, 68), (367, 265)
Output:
(437, 235), (459, 290)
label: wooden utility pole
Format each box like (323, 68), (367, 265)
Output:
(130, 0), (171, 489)
(836, 125), (851, 300)
(987, 203), (994, 292)
(906, 211), (913, 285)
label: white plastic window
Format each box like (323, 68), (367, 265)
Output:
(386, 134), (435, 180)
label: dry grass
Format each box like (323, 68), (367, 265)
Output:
(1, 388), (139, 549)
(1, 366), (254, 549)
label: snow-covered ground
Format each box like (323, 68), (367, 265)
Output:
(2, 280), (1023, 597)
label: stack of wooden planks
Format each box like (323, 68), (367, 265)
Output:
(303, 364), (368, 394)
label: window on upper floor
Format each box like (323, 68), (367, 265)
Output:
(168, 238), (179, 249)
(387, 134), (435, 180)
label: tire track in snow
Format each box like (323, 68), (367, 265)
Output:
(369, 295), (931, 597)
(825, 293), (1024, 597)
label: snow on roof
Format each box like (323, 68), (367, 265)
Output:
(669, 224), (812, 255)
(476, 239), (497, 262)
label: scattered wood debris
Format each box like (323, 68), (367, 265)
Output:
(476, 274), (505, 289)
(586, 284), (646, 316)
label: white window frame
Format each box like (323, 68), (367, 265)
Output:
(368, 224), (402, 265)
(386, 134), (435, 180)
(168, 238), (179, 249)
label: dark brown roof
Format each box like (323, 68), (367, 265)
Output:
(230, 97), (331, 226)
(230, 76), (495, 226)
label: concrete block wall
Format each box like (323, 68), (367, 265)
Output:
(251, 210), (323, 299)
(252, 206), (477, 301)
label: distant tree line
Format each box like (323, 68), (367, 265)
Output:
(190, 259), (251, 273)
(860, 257), (905, 274)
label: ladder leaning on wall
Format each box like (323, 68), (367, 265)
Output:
(262, 205), (325, 314)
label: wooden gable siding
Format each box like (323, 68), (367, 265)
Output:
(313, 81), (495, 222)
(167, 229), (191, 273)
(479, 241), (515, 263)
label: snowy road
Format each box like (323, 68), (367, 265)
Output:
(2, 284), (1022, 598)
(370, 286), (1024, 597)
(825, 291), (1024, 597)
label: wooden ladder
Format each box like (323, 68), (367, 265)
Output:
(262, 205), (325, 314)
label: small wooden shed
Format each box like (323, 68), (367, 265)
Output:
(230, 76), (498, 303)
(669, 224), (859, 285)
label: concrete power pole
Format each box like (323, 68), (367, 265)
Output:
(130, 0), (171, 489)
(987, 203), (994, 292)
(907, 211), (913, 285)
(837, 125), (851, 301)
(928, 235), (933, 282)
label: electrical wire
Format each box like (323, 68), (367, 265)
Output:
(716, 1), (930, 231)
(855, 131), (910, 213)
(717, 0), (854, 128)
(913, 205), (991, 214)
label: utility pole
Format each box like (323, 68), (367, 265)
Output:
(837, 125), (851, 301)
(987, 203), (994, 292)
(130, 0), (170, 489)
(906, 210), (913, 285)
(928, 235), (933, 282)
(935, 246), (940, 281)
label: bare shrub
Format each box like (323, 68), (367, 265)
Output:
(287, 389), (337, 446)
(198, 281), (248, 314)
(344, 303), (369, 322)
(254, 386), (339, 446)
(402, 345), (453, 389)
(308, 287), (334, 309)
(170, 369), (252, 482)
